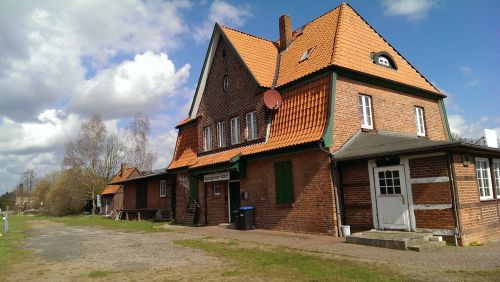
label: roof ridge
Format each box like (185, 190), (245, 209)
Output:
(341, 3), (441, 94)
(220, 25), (277, 45)
(329, 3), (344, 64)
(289, 3), (343, 39)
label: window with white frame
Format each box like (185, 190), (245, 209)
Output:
(494, 159), (500, 199)
(217, 121), (226, 148)
(213, 181), (222, 196)
(160, 180), (167, 197)
(230, 117), (240, 145)
(246, 111), (257, 141)
(475, 158), (493, 200)
(204, 126), (212, 151)
(359, 95), (373, 129)
(415, 107), (426, 136)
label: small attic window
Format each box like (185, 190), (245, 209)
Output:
(299, 47), (315, 62)
(222, 74), (229, 92)
(372, 51), (397, 70)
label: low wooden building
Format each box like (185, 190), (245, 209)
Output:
(100, 164), (141, 218)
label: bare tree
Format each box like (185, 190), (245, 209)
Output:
(125, 113), (156, 171)
(100, 133), (126, 182)
(20, 168), (36, 194)
(63, 115), (108, 214)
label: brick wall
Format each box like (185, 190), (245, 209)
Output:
(175, 172), (190, 224)
(196, 37), (266, 153)
(451, 153), (500, 245)
(332, 76), (447, 151)
(242, 149), (337, 235)
(340, 161), (374, 231)
(194, 149), (337, 235)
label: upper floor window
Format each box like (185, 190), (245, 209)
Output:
(372, 51), (397, 69)
(494, 159), (500, 199)
(476, 158), (493, 201)
(222, 74), (229, 93)
(246, 111), (257, 141)
(217, 121), (226, 148)
(415, 107), (426, 137)
(160, 180), (166, 197)
(204, 126), (212, 151)
(359, 94), (373, 129)
(230, 117), (240, 145)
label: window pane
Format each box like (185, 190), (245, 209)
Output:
(380, 186), (386, 195)
(394, 186), (401, 194)
(387, 186), (394, 194)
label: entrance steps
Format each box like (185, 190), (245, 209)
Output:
(346, 230), (446, 251)
(218, 223), (235, 229)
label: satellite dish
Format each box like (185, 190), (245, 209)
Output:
(263, 89), (282, 110)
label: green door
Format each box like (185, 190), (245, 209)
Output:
(229, 182), (240, 223)
(189, 176), (198, 202)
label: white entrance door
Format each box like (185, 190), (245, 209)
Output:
(374, 165), (410, 230)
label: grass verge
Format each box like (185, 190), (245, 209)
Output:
(0, 215), (33, 275)
(52, 215), (171, 233)
(174, 238), (407, 281)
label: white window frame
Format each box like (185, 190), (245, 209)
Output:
(246, 111), (257, 141)
(415, 107), (426, 137)
(213, 181), (221, 196)
(160, 180), (167, 198)
(359, 94), (373, 129)
(475, 158), (493, 201)
(217, 121), (226, 148)
(494, 159), (500, 199)
(230, 117), (240, 145)
(204, 126), (212, 151)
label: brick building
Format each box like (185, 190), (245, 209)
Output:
(100, 164), (141, 218)
(165, 3), (499, 245)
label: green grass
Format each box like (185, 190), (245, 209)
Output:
(174, 238), (408, 281)
(0, 214), (33, 275)
(88, 270), (114, 279)
(52, 215), (171, 233)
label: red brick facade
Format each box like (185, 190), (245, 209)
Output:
(332, 76), (448, 151)
(451, 154), (500, 245)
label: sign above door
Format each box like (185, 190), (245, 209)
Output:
(203, 171), (230, 182)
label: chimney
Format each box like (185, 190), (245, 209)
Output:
(120, 163), (126, 177)
(279, 14), (292, 50)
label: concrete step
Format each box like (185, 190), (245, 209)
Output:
(407, 241), (447, 252)
(346, 230), (446, 251)
(218, 223), (235, 229)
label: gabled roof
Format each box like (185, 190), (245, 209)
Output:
(101, 167), (141, 195)
(221, 26), (278, 88)
(169, 75), (330, 169)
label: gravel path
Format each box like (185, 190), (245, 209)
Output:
(5, 220), (225, 281)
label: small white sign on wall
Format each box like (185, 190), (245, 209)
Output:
(485, 129), (499, 149)
(204, 171), (230, 182)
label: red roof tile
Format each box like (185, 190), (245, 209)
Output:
(101, 167), (140, 195)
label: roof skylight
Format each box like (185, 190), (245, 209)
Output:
(299, 47), (314, 62)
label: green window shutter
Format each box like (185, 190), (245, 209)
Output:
(275, 161), (294, 204)
(275, 162), (283, 204)
(282, 161), (294, 204)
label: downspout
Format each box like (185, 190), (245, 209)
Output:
(319, 145), (343, 237)
(447, 152), (461, 246)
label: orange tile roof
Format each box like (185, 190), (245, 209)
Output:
(218, 3), (441, 95)
(221, 26), (278, 88)
(172, 75), (330, 169)
(168, 123), (198, 170)
(176, 117), (194, 127)
(101, 167), (140, 195)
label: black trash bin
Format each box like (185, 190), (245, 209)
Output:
(232, 210), (240, 229)
(238, 206), (255, 230)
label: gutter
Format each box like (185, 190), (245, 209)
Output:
(319, 143), (343, 237)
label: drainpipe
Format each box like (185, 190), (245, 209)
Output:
(447, 152), (461, 246)
(319, 143), (343, 237)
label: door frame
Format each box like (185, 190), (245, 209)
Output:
(227, 180), (240, 223)
(368, 158), (416, 231)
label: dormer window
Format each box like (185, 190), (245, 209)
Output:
(372, 51), (397, 69)
(299, 47), (315, 62)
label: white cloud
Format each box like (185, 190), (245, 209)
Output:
(193, 0), (252, 44)
(0, 0), (191, 122)
(69, 52), (190, 118)
(460, 66), (481, 87)
(382, 0), (438, 20)
(149, 129), (180, 169)
(449, 114), (500, 140)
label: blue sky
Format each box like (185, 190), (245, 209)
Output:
(0, 0), (498, 194)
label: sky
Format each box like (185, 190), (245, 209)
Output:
(0, 0), (499, 194)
